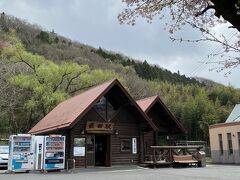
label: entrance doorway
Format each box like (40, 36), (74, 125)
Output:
(95, 135), (110, 166)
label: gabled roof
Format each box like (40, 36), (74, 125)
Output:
(137, 96), (185, 134)
(225, 104), (240, 123)
(137, 96), (159, 113)
(29, 79), (158, 134)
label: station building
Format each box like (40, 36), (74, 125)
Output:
(29, 79), (183, 167)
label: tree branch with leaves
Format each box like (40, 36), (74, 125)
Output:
(119, 0), (240, 71)
(1, 33), (116, 132)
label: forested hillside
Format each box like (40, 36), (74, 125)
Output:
(94, 47), (200, 85)
(1, 13), (240, 143)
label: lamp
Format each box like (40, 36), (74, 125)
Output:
(81, 129), (85, 135)
(114, 129), (119, 135)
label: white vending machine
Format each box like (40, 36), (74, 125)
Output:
(43, 135), (65, 170)
(8, 134), (35, 172)
(34, 136), (45, 170)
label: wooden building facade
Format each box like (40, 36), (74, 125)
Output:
(29, 79), (183, 167)
(137, 96), (184, 158)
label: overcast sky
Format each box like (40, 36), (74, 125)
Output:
(0, 0), (239, 88)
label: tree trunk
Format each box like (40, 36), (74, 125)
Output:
(212, 0), (240, 32)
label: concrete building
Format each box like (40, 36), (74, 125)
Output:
(209, 104), (240, 164)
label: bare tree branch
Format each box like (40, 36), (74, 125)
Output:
(195, 5), (215, 17)
(53, 71), (71, 93)
(65, 73), (81, 92)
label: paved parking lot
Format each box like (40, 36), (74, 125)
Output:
(0, 164), (239, 180)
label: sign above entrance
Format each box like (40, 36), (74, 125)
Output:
(86, 122), (114, 133)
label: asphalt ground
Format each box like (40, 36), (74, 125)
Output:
(0, 164), (239, 180)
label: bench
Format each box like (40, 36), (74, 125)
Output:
(173, 155), (198, 167)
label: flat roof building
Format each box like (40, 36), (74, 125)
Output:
(209, 104), (240, 164)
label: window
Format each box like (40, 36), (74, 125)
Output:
(121, 139), (131, 152)
(94, 96), (118, 121)
(218, 134), (223, 155)
(227, 133), (233, 155)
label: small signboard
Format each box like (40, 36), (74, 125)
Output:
(132, 138), (137, 154)
(86, 122), (114, 133)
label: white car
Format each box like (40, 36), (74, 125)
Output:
(0, 146), (9, 169)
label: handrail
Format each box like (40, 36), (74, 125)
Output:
(67, 159), (75, 173)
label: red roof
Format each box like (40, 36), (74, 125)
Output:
(137, 96), (185, 133)
(29, 79), (158, 134)
(137, 96), (158, 112)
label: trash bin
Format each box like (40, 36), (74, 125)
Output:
(196, 151), (206, 167)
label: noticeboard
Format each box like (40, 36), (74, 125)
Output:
(74, 138), (85, 156)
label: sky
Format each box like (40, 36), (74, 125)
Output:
(0, 0), (239, 88)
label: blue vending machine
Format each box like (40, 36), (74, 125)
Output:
(8, 134), (35, 172)
(43, 135), (65, 170)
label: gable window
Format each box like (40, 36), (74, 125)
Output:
(121, 139), (131, 152)
(218, 134), (223, 155)
(94, 96), (118, 121)
(227, 133), (233, 155)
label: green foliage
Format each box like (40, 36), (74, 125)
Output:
(54, 37), (59, 44)
(0, 12), (9, 32)
(95, 47), (200, 85)
(146, 81), (240, 142)
(37, 31), (51, 43)
(1, 16), (240, 144)
(0, 35), (115, 133)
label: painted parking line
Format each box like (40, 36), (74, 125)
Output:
(97, 169), (147, 173)
(95, 167), (149, 173)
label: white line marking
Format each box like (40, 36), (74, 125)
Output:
(95, 168), (148, 173)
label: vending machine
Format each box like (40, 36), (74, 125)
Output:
(8, 134), (35, 172)
(43, 135), (65, 170)
(34, 136), (45, 170)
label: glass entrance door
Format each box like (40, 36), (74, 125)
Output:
(95, 135), (111, 166)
